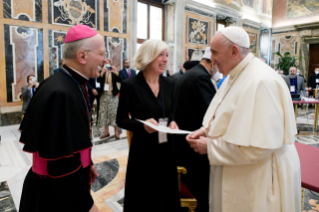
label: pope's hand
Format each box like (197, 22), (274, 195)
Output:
(186, 136), (208, 155)
(90, 165), (99, 184)
(168, 121), (179, 130)
(144, 118), (158, 134)
(186, 128), (205, 140)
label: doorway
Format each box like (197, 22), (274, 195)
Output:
(308, 44), (319, 81)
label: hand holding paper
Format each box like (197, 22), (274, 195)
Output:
(137, 119), (191, 134)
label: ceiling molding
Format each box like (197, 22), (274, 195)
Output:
(294, 22), (319, 31)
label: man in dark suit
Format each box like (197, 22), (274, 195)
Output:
(21, 75), (38, 114)
(173, 47), (217, 212)
(171, 61), (200, 82)
(119, 59), (136, 80)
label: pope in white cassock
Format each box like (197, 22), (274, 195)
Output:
(187, 26), (301, 212)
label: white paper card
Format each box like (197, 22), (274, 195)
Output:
(316, 79), (319, 83)
(96, 81), (100, 88)
(104, 83), (109, 91)
(136, 119), (191, 134)
(158, 118), (168, 144)
(290, 85), (295, 92)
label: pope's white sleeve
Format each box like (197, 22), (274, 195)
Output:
(207, 137), (273, 166)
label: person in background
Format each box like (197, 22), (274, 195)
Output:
(97, 58), (122, 139)
(21, 75), (38, 114)
(282, 66), (305, 96)
(116, 39), (181, 212)
(296, 68), (306, 83)
(88, 76), (101, 124)
(279, 70), (284, 75)
(119, 59), (136, 80)
(173, 47), (217, 212)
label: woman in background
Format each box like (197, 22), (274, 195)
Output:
(97, 58), (122, 139)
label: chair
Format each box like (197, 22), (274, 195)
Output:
(177, 167), (197, 212)
(127, 131), (197, 211)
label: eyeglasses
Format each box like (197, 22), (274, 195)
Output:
(83, 50), (107, 56)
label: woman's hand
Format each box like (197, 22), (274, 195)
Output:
(168, 121), (179, 130)
(101, 67), (107, 76)
(144, 118), (158, 134)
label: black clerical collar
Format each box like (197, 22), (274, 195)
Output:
(62, 65), (88, 85)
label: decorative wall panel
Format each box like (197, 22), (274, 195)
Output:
(3, 0), (42, 22)
(104, 0), (127, 33)
(187, 17), (209, 46)
(49, 30), (67, 76)
(248, 32), (257, 53)
(105, 36), (127, 71)
(4, 24), (44, 103)
(271, 39), (276, 68)
(279, 36), (298, 55)
(48, 0), (99, 29)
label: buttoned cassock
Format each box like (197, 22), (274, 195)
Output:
(202, 53), (301, 212)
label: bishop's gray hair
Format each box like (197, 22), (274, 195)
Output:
(217, 32), (250, 56)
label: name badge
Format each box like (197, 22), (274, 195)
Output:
(104, 84), (109, 91)
(316, 79), (319, 83)
(158, 118), (168, 144)
(96, 81), (100, 88)
(290, 85), (295, 92)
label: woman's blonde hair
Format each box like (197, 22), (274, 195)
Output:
(134, 40), (168, 71)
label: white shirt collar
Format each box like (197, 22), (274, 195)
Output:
(68, 66), (89, 80)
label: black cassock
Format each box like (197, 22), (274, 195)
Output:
(19, 66), (94, 212)
(116, 72), (181, 212)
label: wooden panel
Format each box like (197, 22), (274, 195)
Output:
(308, 44), (319, 77)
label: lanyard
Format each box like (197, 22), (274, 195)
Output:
(59, 68), (91, 112)
(158, 79), (166, 118)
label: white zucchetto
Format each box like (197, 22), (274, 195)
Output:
(219, 26), (250, 49)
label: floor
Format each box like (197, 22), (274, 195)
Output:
(0, 107), (319, 212)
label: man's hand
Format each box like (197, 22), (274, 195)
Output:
(168, 121), (179, 130)
(28, 81), (34, 88)
(89, 204), (99, 212)
(92, 89), (98, 96)
(144, 118), (158, 134)
(90, 165), (99, 184)
(186, 128), (205, 140)
(186, 136), (208, 155)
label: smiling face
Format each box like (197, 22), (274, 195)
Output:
(146, 49), (168, 75)
(84, 35), (107, 78)
(210, 33), (234, 76)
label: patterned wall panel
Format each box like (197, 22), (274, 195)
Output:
(105, 36), (127, 71)
(104, 0), (127, 33)
(187, 17), (209, 46)
(279, 36), (298, 55)
(3, 0), (42, 22)
(271, 39), (276, 68)
(49, 30), (67, 76)
(4, 24), (44, 102)
(48, 0), (99, 29)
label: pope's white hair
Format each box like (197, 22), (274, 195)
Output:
(63, 34), (102, 59)
(217, 32), (250, 56)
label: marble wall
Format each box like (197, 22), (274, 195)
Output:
(0, 0), (131, 124)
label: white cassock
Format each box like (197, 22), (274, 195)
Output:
(202, 53), (301, 212)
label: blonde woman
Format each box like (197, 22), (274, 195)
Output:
(116, 40), (181, 212)
(97, 58), (122, 139)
